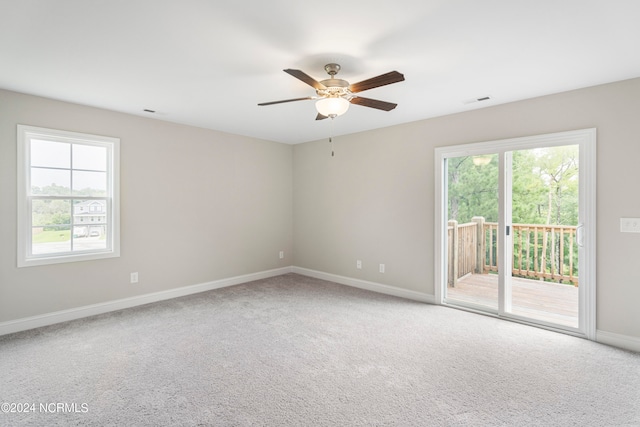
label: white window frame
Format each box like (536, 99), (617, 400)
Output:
(17, 125), (120, 267)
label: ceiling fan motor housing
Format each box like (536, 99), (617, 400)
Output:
(317, 63), (353, 99)
(324, 63), (341, 76)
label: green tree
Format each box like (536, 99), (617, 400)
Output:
(537, 146), (578, 226)
(447, 155), (499, 223)
(512, 149), (548, 224)
(449, 146), (579, 226)
(32, 199), (71, 229)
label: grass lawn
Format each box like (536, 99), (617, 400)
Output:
(32, 229), (71, 243)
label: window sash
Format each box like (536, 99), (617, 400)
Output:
(28, 196), (112, 257)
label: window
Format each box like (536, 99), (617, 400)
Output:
(17, 125), (120, 267)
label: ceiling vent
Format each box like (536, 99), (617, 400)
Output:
(463, 95), (492, 105)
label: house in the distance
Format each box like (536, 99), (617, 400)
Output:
(73, 200), (106, 237)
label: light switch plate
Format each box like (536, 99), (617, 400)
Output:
(620, 218), (640, 233)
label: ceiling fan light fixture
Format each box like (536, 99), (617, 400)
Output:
(472, 155), (492, 166)
(258, 64), (405, 120)
(315, 97), (350, 118)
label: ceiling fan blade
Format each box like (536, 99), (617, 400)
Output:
(348, 71), (405, 93)
(284, 69), (327, 90)
(350, 96), (398, 111)
(258, 97), (314, 106)
(315, 113), (328, 121)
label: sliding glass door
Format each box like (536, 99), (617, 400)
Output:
(508, 146), (580, 327)
(435, 130), (595, 338)
(445, 153), (500, 312)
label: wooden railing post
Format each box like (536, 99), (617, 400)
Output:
(448, 220), (459, 287)
(472, 216), (485, 274)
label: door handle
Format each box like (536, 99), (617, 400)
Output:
(576, 223), (584, 247)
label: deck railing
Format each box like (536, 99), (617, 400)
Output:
(447, 217), (578, 287)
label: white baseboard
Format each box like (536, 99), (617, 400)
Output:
(0, 266), (293, 337)
(596, 330), (640, 353)
(292, 266), (435, 304)
(7, 266), (636, 354)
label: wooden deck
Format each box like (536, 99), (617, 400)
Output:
(446, 273), (578, 328)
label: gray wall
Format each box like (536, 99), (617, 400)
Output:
(0, 89), (293, 322)
(293, 78), (640, 339)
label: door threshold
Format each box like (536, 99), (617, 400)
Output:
(442, 300), (587, 340)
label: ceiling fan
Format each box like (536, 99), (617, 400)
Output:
(258, 63), (405, 120)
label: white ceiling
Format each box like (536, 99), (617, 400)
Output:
(2, 1), (640, 144)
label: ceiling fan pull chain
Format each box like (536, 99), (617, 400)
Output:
(330, 117), (335, 157)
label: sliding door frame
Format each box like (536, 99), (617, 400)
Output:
(434, 129), (596, 340)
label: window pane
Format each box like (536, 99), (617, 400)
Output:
(32, 199), (71, 227)
(31, 197), (71, 255)
(72, 199), (107, 251)
(73, 144), (107, 171)
(31, 139), (70, 168)
(31, 168), (71, 195)
(32, 226), (71, 254)
(72, 170), (107, 196)
(73, 225), (107, 252)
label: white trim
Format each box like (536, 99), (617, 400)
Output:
(580, 129), (597, 340)
(597, 330), (640, 353)
(433, 149), (445, 305)
(0, 267), (293, 336)
(293, 266), (435, 304)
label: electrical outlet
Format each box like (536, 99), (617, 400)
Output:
(379, 264), (385, 273)
(356, 260), (362, 269)
(130, 272), (139, 283)
(620, 218), (640, 233)
(279, 251), (284, 259)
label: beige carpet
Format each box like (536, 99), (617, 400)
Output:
(1, 273), (639, 426)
